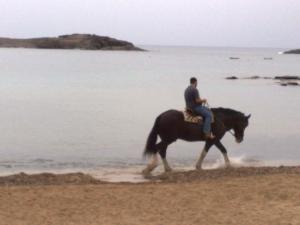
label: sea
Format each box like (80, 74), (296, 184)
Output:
(0, 46), (299, 182)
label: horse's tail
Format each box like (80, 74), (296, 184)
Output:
(143, 116), (160, 157)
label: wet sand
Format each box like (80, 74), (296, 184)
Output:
(0, 166), (300, 225)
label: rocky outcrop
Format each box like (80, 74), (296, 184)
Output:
(280, 82), (299, 86)
(225, 76), (271, 80)
(226, 75), (300, 80)
(283, 49), (300, 54)
(274, 76), (300, 80)
(0, 34), (144, 51)
(275, 76), (300, 86)
(225, 75), (300, 87)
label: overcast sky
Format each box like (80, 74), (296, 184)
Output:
(0, 0), (299, 48)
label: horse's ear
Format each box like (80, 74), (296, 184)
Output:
(246, 114), (251, 120)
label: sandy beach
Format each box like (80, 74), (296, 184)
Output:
(0, 167), (299, 225)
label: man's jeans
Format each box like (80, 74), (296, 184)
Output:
(193, 105), (212, 134)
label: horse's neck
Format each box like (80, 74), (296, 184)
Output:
(212, 108), (242, 130)
(222, 116), (237, 131)
(215, 111), (238, 131)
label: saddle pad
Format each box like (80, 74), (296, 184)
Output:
(183, 111), (203, 124)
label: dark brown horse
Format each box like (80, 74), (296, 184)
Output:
(143, 107), (250, 174)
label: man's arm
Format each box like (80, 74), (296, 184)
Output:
(194, 89), (207, 104)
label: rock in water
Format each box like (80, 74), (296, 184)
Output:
(274, 76), (300, 80)
(226, 76), (238, 80)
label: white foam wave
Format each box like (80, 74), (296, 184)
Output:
(203, 155), (262, 169)
(89, 166), (149, 183)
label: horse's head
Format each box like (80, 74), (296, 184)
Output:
(233, 114), (251, 143)
(212, 108), (251, 143)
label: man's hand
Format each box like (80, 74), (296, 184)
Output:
(196, 98), (207, 104)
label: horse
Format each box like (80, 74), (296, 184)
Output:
(142, 107), (251, 174)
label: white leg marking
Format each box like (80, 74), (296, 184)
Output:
(223, 153), (231, 168)
(162, 158), (172, 172)
(196, 148), (207, 170)
(142, 154), (158, 174)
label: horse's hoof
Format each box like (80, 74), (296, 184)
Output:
(142, 163), (158, 174)
(142, 168), (151, 176)
(196, 164), (202, 170)
(225, 164), (232, 169)
(165, 168), (172, 173)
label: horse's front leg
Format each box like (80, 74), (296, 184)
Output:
(196, 141), (214, 170)
(214, 141), (231, 168)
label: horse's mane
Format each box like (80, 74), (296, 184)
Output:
(211, 107), (245, 118)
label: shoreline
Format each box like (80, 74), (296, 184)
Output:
(0, 165), (299, 185)
(1, 160), (300, 183)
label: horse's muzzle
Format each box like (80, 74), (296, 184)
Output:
(235, 137), (243, 143)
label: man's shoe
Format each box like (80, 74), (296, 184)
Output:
(205, 132), (215, 139)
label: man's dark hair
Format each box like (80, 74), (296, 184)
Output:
(190, 77), (197, 84)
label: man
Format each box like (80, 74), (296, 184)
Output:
(184, 77), (215, 139)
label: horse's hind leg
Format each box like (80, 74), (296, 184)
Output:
(158, 142), (172, 172)
(142, 153), (159, 175)
(142, 142), (165, 174)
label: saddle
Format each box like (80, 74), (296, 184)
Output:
(183, 108), (214, 124)
(183, 108), (203, 124)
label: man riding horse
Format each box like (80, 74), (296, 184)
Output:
(184, 77), (215, 139)
(142, 78), (251, 174)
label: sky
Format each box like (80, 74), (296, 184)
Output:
(0, 0), (300, 48)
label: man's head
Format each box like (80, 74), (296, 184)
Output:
(190, 77), (197, 87)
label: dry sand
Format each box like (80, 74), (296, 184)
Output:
(0, 166), (300, 225)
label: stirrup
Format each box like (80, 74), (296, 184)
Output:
(205, 133), (215, 139)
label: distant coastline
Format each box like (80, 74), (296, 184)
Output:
(0, 34), (144, 51)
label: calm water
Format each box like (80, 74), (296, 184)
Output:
(0, 46), (299, 180)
